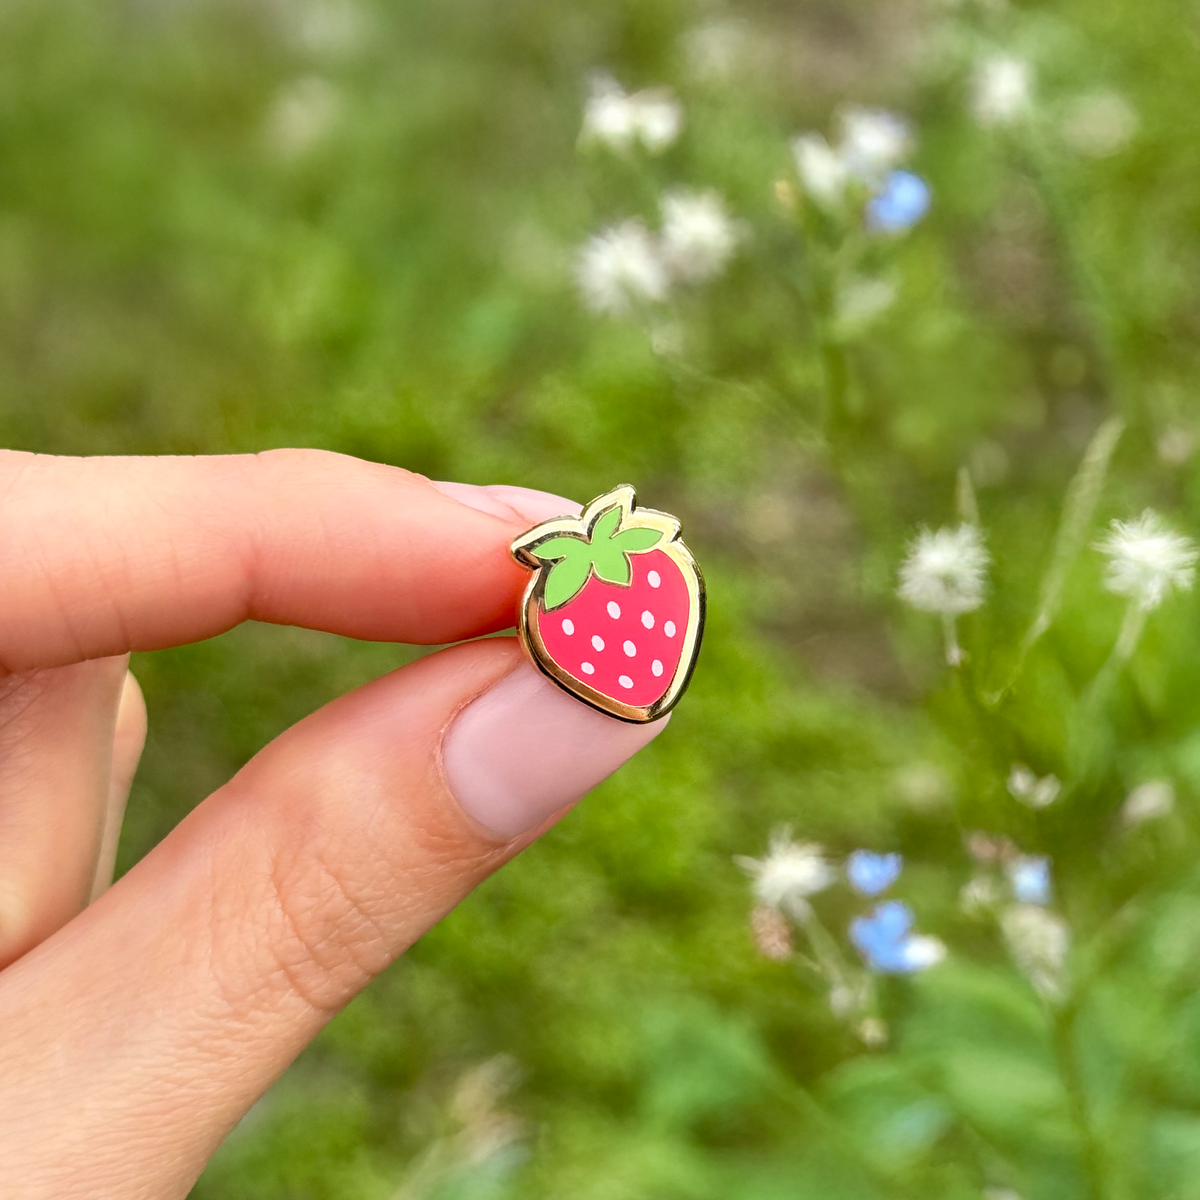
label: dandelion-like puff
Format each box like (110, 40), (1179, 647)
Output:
(898, 524), (989, 665)
(575, 220), (670, 316)
(659, 188), (744, 284)
(1095, 510), (1197, 611)
(735, 827), (836, 918)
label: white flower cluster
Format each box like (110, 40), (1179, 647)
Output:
(580, 73), (683, 156)
(1007, 763), (1061, 810)
(575, 189), (743, 316)
(575, 74), (744, 318)
(791, 106), (912, 209)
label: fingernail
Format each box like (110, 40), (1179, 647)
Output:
(432, 481), (582, 525)
(443, 660), (668, 839)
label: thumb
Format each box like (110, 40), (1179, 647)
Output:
(0, 638), (664, 1200)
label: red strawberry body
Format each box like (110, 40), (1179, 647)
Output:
(533, 548), (689, 709)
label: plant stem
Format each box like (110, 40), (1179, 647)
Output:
(1049, 1002), (1110, 1200)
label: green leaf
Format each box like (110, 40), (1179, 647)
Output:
(612, 527), (662, 554)
(543, 554), (593, 609)
(529, 536), (585, 562)
(590, 505), (622, 543)
(592, 544), (632, 587)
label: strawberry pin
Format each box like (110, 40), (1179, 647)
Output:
(511, 485), (705, 723)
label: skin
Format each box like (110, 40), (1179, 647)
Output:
(0, 448), (589, 1199)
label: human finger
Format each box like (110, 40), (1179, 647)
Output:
(89, 669), (148, 902)
(0, 656), (128, 967)
(0, 637), (665, 1198)
(0, 450), (571, 673)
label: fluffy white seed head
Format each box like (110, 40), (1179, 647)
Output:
(659, 188), (744, 283)
(575, 220), (670, 316)
(897, 524), (990, 616)
(971, 55), (1034, 127)
(580, 73), (683, 155)
(1095, 509), (1198, 611)
(735, 827), (836, 917)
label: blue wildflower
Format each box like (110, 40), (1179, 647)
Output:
(866, 169), (931, 233)
(851, 900), (946, 974)
(1007, 855), (1052, 906)
(846, 850), (903, 896)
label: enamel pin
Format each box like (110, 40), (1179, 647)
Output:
(511, 485), (705, 723)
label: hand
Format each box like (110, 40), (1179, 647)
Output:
(0, 449), (665, 1199)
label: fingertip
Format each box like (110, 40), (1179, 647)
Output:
(442, 659), (668, 840)
(431, 481), (582, 526)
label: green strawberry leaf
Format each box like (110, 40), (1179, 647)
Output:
(612, 527), (662, 554)
(543, 554), (593, 610)
(592, 545), (632, 587)
(590, 505), (622, 543)
(529, 536), (585, 562)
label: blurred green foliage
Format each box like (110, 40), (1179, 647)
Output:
(5, 0), (1200, 1196)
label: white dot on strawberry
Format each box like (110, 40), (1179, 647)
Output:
(652, 659), (663, 676)
(618, 675), (634, 689)
(622, 640), (636, 657)
(641, 610), (654, 629)
(664, 621), (676, 638)
(648, 570), (661, 588)
(591, 635), (604, 652)
(581, 661), (595, 675)
(562, 618), (574, 635)
(606, 601), (621, 619)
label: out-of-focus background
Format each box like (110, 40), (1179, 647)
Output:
(6, 0), (1200, 1196)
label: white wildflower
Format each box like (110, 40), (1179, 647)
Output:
(1061, 90), (1138, 158)
(838, 107), (912, 182)
(682, 19), (761, 82)
(575, 220), (669, 316)
(580, 73), (683, 155)
(959, 874), (1003, 916)
(265, 76), (340, 158)
(834, 277), (897, 338)
(735, 827), (836, 919)
(829, 979), (870, 1018)
(290, 0), (371, 56)
(659, 188), (743, 283)
(1120, 779), (1175, 828)
(1001, 904), (1068, 1001)
(857, 1017), (889, 1047)
(901, 935), (947, 970)
(897, 524), (989, 615)
(791, 133), (849, 208)
(1006, 763), (1061, 809)
(1157, 425), (1195, 466)
(971, 55), (1034, 126)
(894, 761), (950, 811)
(1095, 510), (1198, 611)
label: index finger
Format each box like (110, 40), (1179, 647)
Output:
(0, 449), (559, 671)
